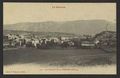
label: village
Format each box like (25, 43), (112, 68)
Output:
(3, 30), (116, 50)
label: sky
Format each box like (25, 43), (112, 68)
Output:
(4, 3), (116, 24)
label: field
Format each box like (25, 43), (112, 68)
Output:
(3, 48), (116, 74)
(3, 48), (116, 66)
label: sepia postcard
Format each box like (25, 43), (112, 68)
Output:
(3, 3), (116, 74)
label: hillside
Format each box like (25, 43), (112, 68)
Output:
(4, 20), (116, 35)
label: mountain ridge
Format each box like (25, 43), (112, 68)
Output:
(4, 20), (116, 35)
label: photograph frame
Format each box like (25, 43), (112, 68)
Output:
(0, 0), (120, 78)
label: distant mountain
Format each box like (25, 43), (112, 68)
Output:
(3, 30), (77, 37)
(4, 20), (116, 35)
